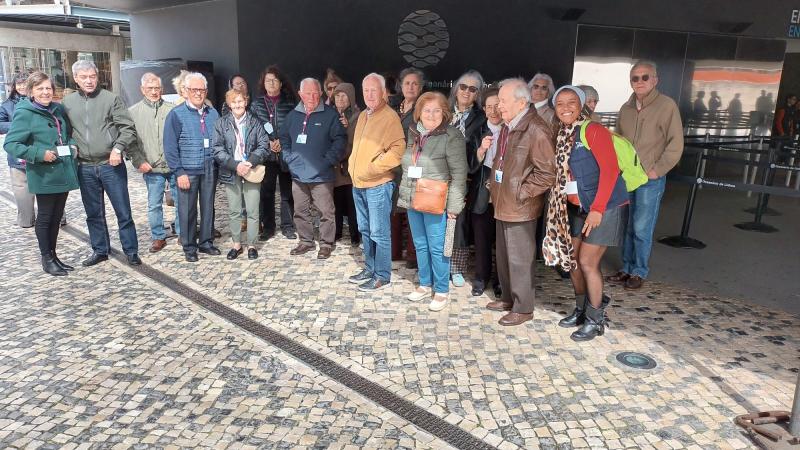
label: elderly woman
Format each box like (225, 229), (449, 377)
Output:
(391, 67), (426, 268)
(398, 91), (468, 311)
(1, 73), (36, 228)
(251, 65), (298, 241)
(4, 71), (79, 276)
(221, 74), (249, 116)
(323, 68), (342, 106)
(331, 82), (362, 245)
(542, 86), (629, 342)
(448, 69), (487, 287)
(528, 72), (555, 124)
(578, 84), (601, 122)
(213, 89), (269, 260)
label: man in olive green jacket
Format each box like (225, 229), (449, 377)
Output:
(62, 60), (141, 267)
(129, 73), (177, 253)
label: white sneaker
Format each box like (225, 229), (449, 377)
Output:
(428, 293), (449, 311)
(407, 286), (432, 301)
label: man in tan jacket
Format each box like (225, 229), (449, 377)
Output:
(486, 78), (556, 326)
(347, 73), (406, 292)
(607, 60), (684, 290)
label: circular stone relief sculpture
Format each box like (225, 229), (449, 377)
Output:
(397, 10), (450, 68)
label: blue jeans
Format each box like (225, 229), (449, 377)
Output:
(407, 209), (450, 294)
(77, 163), (139, 256)
(178, 158), (217, 254)
(622, 176), (667, 278)
(143, 172), (180, 240)
(353, 181), (393, 282)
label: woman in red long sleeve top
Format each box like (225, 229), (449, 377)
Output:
(543, 85), (629, 342)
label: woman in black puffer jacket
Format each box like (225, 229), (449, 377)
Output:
(250, 65), (298, 241)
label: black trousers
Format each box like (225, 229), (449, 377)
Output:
(471, 204), (496, 286)
(35, 192), (68, 256)
(333, 184), (360, 242)
(260, 161), (295, 234)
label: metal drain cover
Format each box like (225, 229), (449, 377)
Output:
(616, 352), (657, 370)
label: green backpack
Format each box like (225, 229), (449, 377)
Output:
(579, 121), (648, 192)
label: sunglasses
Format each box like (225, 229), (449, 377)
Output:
(630, 74), (651, 83)
(532, 84), (549, 91)
(458, 83), (478, 93)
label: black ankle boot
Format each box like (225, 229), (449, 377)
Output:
(52, 252), (74, 271)
(570, 301), (605, 342)
(558, 294), (587, 328)
(42, 252), (67, 276)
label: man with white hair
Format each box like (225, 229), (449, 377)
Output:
(279, 77), (346, 260)
(62, 60), (141, 267)
(163, 72), (221, 262)
(528, 72), (556, 124)
(346, 73), (406, 292)
(129, 72), (177, 254)
(486, 78), (556, 326)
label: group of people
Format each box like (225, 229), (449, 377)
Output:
(1, 59), (684, 341)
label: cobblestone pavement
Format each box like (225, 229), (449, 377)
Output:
(0, 159), (797, 449)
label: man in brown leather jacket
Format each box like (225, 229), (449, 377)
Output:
(486, 78), (556, 326)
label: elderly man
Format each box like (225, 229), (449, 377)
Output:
(163, 72), (221, 262)
(279, 78), (346, 259)
(63, 60), (141, 267)
(607, 60), (683, 290)
(347, 73), (406, 292)
(528, 72), (556, 124)
(129, 73), (177, 253)
(486, 78), (556, 326)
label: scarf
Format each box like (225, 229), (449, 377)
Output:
(450, 105), (469, 136)
(541, 114), (587, 271)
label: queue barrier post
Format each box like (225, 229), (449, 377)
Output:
(658, 148), (707, 249)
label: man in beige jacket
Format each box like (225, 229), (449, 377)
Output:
(347, 73), (406, 292)
(607, 60), (684, 290)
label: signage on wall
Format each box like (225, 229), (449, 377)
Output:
(789, 9), (800, 37)
(397, 10), (450, 68)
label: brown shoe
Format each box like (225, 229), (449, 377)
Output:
(624, 275), (644, 290)
(290, 243), (315, 255)
(605, 271), (630, 283)
(486, 301), (513, 312)
(317, 247), (332, 259)
(149, 239), (167, 253)
(498, 312), (533, 326)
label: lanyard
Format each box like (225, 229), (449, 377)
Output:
(412, 134), (429, 166)
(263, 96), (276, 124)
(50, 112), (64, 146)
(233, 122), (248, 159)
(301, 111), (312, 135)
(199, 110), (208, 136)
(496, 125), (510, 169)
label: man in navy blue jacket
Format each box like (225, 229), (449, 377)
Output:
(163, 72), (221, 262)
(279, 77), (346, 260)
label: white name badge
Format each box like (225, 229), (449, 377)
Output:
(565, 181), (578, 195)
(408, 166), (423, 179)
(203, 138), (210, 148)
(264, 122), (274, 134)
(56, 145), (71, 157)
(494, 169), (503, 183)
(296, 134), (307, 144)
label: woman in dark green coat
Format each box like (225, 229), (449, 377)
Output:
(4, 71), (79, 276)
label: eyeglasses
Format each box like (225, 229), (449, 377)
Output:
(264, 78), (280, 84)
(458, 84), (478, 93)
(532, 84), (549, 91)
(630, 74), (651, 83)
(187, 88), (207, 94)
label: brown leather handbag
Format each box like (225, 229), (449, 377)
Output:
(412, 178), (448, 215)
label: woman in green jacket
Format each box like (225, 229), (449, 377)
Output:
(397, 91), (468, 312)
(4, 71), (79, 276)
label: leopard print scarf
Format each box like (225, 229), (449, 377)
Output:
(542, 116), (586, 271)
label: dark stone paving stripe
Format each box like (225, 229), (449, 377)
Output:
(25, 207), (497, 450)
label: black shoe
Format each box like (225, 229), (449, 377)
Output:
(348, 269), (372, 284)
(42, 253), (67, 276)
(127, 254), (142, 266)
(82, 252), (108, 267)
(198, 246), (221, 256)
(358, 277), (390, 292)
(570, 301), (606, 342)
(471, 280), (485, 297)
(227, 247), (243, 260)
(52, 253), (74, 271)
(259, 230), (275, 241)
(282, 229), (297, 240)
(559, 294), (587, 328)
(185, 252), (199, 262)
(493, 284), (502, 298)
(248, 248), (258, 260)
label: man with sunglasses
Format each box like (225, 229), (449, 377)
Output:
(607, 60), (683, 290)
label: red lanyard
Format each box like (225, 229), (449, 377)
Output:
(263, 97), (276, 124)
(412, 134), (429, 166)
(50, 112), (64, 146)
(496, 125), (510, 169)
(198, 109), (208, 136)
(301, 111), (312, 135)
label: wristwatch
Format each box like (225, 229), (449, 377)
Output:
(112, 148), (122, 155)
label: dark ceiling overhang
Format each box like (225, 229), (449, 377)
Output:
(74, 0), (205, 13)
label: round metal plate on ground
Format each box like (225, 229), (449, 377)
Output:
(615, 352), (657, 370)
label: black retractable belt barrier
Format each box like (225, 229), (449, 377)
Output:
(658, 147), (707, 249)
(735, 145), (779, 233)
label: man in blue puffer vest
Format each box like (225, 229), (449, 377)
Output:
(164, 72), (221, 262)
(279, 77), (346, 260)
